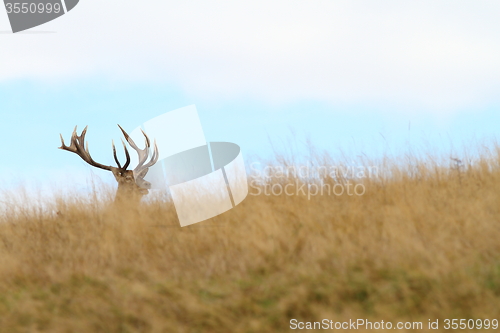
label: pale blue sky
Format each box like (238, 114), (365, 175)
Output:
(0, 1), (499, 193)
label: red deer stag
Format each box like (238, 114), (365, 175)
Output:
(59, 125), (159, 204)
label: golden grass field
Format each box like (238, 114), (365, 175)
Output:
(0, 146), (500, 332)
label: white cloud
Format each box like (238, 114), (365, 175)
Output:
(1, 0), (500, 113)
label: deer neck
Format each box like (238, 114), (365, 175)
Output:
(114, 184), (144, 205)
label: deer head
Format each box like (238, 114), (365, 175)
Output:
(59, 125), (159, 203)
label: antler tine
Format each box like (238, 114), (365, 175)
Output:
(78, 125), (88, 143)
(141, 139), (159, 170)
(112, 140), (122, 169)
(59, 133), (68, 150)
(116, 124), (159, 174)
(59, 125), (78, 151)
(121, 139), (131, 170)
(134, 131), (159, 172)
(141, 128), (151, 148)
(117, 124), (150, 168)
(137, 129), (153, 167)
(133, 139), (159, 180)
(112, 137), (132, 171)
(117, 124), (139, 149)
(59, 126), (113, 172)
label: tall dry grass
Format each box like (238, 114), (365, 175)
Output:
(0, 145), (500, 332)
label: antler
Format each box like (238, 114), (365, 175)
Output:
(117, 125), (159, 175)
(59, 126), (118, 171)
(59, 125), (158, 174)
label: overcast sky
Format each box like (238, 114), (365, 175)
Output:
(1, 0), (500, 193)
